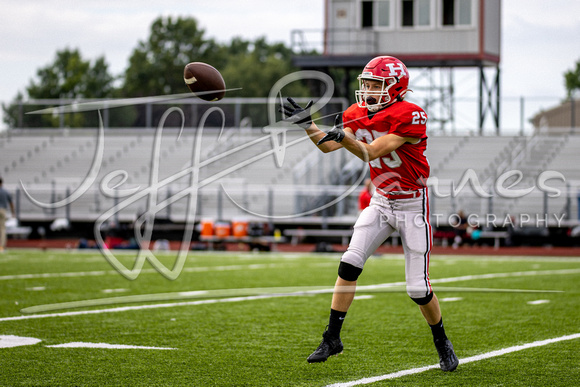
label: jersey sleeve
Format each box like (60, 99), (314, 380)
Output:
(342, 104), (358, 131)
(389, 104), (427, 139)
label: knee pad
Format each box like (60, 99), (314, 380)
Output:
(410, 292), (434, 306)
(338, 261), (363, 281)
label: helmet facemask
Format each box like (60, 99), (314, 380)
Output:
(355, 75), (398, 112)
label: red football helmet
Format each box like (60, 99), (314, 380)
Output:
(355, 56), (410, 111)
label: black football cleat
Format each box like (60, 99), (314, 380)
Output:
(434, 338), (459, 372)
(307, 330), (344, 363)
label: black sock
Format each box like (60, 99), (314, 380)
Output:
(327, 309), (347, 338)
(429, 318), (448, 342)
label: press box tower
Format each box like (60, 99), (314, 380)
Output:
(292, 0), (501, 133)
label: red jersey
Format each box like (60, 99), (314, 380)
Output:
(358, 188), (372, 210)
(343, 101), (430, 192)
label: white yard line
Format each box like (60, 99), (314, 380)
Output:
(527, 299), (551, 305)
(440, 297), (463, 302)
(46, 342), (176, 350)
(2, 252), (578, 282)
(325, 333), (580, 387)
(1, 267), (576, 320)
(0, 294), (291, 322)
(353, 268), (580, 291)
(2, 266), (576, 282)
(0, 270), (113, 281)
(0, 262), (306, 281)
(429, 268), (580, 284)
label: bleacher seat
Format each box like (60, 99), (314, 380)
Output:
(1, 128), (579, 225)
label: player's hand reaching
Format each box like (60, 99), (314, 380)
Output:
(280, 97), (313, 129)
(317, 115), (345, 145)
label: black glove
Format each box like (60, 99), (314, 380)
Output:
(317, 115), (345, 145)
(280, 97), (313, 129)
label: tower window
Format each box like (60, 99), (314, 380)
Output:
(402, 0), (414, 26)
(362, 1), (373, 28)
(362, 1), (392, 28)
(402, 0), (431, 27)
(442, 0), (454, 25)
(443, 0), (472, 26)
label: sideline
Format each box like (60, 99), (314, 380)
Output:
(325, 333), (580, 387)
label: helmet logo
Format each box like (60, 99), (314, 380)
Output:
(385, 63), (406, 77)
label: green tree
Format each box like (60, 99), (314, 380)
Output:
(122, 16), (222, 97)
(2, 48), (116, 128)
(220, 37), (311, 127)
(122, 16), (225, 127)
(564, 58), (580, 97)
(27, 49), (114, 99)
(122, 16), (312, 127)
(221, 37), (301, 97)
(3, 16), (317, 129)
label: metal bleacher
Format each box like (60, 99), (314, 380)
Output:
(0, 127), (324, 222)
(426, 135), (523, 221)
(1, 128), (579, 227)
(426, 133), (580, 227)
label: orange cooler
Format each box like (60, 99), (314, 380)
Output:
(200, 220), (214, 237)
(214, 221), (231, 238)
(232, 219), (248, 237)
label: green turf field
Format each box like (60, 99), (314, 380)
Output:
(1, 249), (579, 386)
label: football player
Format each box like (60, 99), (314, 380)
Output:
(281, 56), (458, 371)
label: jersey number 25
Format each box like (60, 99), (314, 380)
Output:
(411, 111), (427, 125)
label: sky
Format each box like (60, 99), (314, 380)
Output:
(1, 0), (579, 134)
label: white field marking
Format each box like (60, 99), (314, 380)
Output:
(0, 270), (112, 281)
(429, 268), (580, 285)
(0, 335), (42, 348)
(4, 281), (563, 321)
(177, 290), (209, 297)
(18, 287), (323, 314)
(2, 254), (577, 282)
(45, 342), (176, 350)
(343, 268), (580, 294)
(528, 299), (551, 305)
(19, 283), (557, 315)
(0, 294), (292, 322)
(101, 288), (129, 294)
(325, 333), (580, 387)
(353, 295), (375, 300)
(10, 249), (580, 263)
(5, 266), (572, 318)
(236, 253), (323, 260)
(440, 297), (463, 302)
(0, 262), (302, 281)
(25, 286), (46, 291)
(432, 255), (580, 263)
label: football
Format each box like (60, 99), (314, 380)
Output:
(183, 62), (226, 101)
